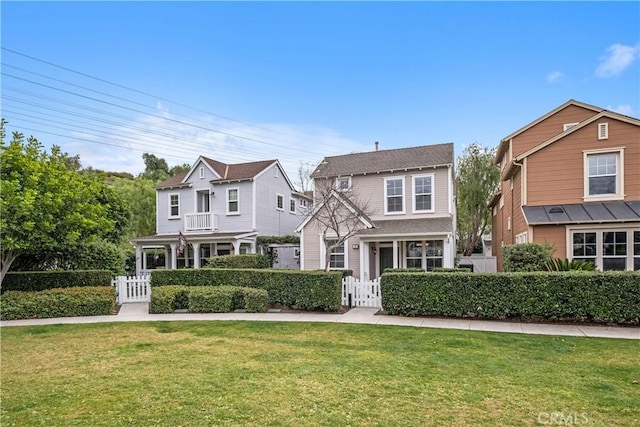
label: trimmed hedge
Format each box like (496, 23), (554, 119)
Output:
(149, 285), (269, 314)
(0, 286), (115, 320)
(381, 271), (640, 324)
(150, 268), (342, 311)
(2, 270), (113, 294)
(384, 268), (426, 274)
(205, 254), (270, 269)
(433, 268), (472, 273)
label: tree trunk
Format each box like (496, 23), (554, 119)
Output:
(0, 250), (20, 287)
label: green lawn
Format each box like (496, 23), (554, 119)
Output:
(1, 321), (638, 426)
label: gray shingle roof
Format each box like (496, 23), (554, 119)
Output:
(311, 143), (454, 178)
(358, 217), (454, 236)
(522, 201), (640, 225)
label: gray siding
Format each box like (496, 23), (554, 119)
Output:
(212, 181), (254, 232)
(255, 163), (306, 236)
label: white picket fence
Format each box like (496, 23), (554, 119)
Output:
(342, 276), (382, 308)
(112, 275), (151, 304)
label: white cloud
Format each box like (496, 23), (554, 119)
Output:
(595, 42), (640, 78)
(546, 71), (563, 83)
(607, 104), (636, 117)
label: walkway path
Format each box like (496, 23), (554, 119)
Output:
(1, 303), (639, 340)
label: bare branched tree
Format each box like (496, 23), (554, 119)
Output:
(309, 178), (372, 271)
(296, 161), (316, 192)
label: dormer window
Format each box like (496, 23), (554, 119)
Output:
(598, 123), (608, 140)
(336, 177), (351, 191)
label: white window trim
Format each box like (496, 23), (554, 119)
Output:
(276, 193), (285, 211)
(566, 225), (640, 271)
(335, 177), (352, 191)
(384, 176), (406, 215)
(563, 122), (579, 131)
(319, 236), (348, 270)
(289, 198), (297, 214)
(515, 232), (528, 244)
(598, 123), (609, 140)
(168, 193), (180, 219)
(226, 187), (240, 215)
(583, 147), (624, 201)
(412, 173), (435, 213)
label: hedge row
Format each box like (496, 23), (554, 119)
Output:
(0, 286), (115, 320)
(381, 272), (640, 324)
(150, 285), (269, 314)
(150, 268), (342, 311)
(205, 254), (270, 269)
(1, 270), (113, 293)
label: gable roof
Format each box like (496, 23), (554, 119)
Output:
(495, 99), (603, 163)
(295, 190), (374, 232)
(311, 143), (454, 178)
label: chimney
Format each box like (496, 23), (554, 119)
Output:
(374, 141), (379, 151)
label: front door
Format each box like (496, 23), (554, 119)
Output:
(379, 247), (394, 276)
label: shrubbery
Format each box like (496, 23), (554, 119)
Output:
(205, 254), (270, 269)
(502, 243), (553, 272)
(0, 286), (115, 320)
(151, 268), (342, 311)
(149, 285), (269, 314)
(381, 271), (640, 324)
(1, 270), (113, 293)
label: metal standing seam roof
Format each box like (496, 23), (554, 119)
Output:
(522, 201), (640, 225)
(311, 143), (454, 178)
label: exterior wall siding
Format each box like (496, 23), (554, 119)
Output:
(213, 181), (254, 232)
(532, 225), (566, 259)
(255, 163), (306, 236)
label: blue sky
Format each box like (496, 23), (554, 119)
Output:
(2, 1), (639, 185)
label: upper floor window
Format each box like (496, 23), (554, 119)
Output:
(227, 188), (239, 215)
(336, 177), (351, 191)
(290, 199), (296, 214)
(598, 123), (608, 140)
(584, 149), (623, 200)
(197, 190), (210, 213)
(199, 167), (205, 179)
(276, 194), (284, 211)
(169, 194), (180, 218)
(413, 174), (434, 213)
(385, 177), (405, 214)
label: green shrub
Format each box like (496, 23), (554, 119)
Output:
(433, 268), (472, 273)
(151, 269), (342, 311)
(381, 271), (640, 324)
(240, 287), (269, 312)
(2, 270), (113, 294)
(149, 286), (190, 314)
(546, 258), (597, 271)
(205, 254), (270, 269)
(188, 286), (237, 313)
(151, 285), (269, 313)
(383, 268), (426, 274)
(0, 286), (115, 320)
(502, 243), (553, 272)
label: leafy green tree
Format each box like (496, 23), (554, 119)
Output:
(169, 163), (191, 176)
(111, 176), (156, 238)
(456, 143), (500, 256)
(140, 152), (169, 182)
(0, 122), (120, 284)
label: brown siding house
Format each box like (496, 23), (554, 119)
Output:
(490, 100), (640, 271)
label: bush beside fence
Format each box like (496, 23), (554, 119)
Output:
(150, 268), (342, 311)
(0, 286), (115, 320)
(381, 271), (640, 324)
(149, 285), (269, 314)
(2, 270), (113, 293)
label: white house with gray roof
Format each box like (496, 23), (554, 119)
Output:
(296, 143), (457, 279)
(132, 156), (310, 274)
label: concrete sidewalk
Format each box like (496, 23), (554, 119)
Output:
(1, 303), (639, 340)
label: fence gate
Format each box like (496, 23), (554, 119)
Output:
(342, 277), (382, 308)
(112, 275), (151, 304)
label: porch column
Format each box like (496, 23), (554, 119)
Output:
(232, 240), (241, 255)
(164, 245), (170, 269)
(392, 240), (399, 268)
(135, 245), (143, 275)
(360, 242), (368, 280)
(250, 240), (257, 254)
(170, 243), (177, 270)
(192, 242), (201, 269)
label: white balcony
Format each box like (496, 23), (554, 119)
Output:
(185, 212), (217, 231)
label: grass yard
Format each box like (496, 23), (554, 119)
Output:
(1, 321), (639, 426)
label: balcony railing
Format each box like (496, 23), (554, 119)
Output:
(185, 212), (217, 231)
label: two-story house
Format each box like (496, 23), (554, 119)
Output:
(296, 143), (457, 279)
(132, 156), (310, 274)
(490, 99), (640, 271)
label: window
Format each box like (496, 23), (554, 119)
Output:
(299, 198), (308, 208)
(413, 175), (434, 212)
(406, 241), (423, 268)
(336, 177), (351, 191)
(169, 194), (180, 218)
(570, 229), (640, 271)
(572, 232), (597, 267)
(327, 239), (345, 269)
(598, 123), (608, 140)
(515, 232), (528, 244)
(276, 194), (284, 211)
(290, 199), (296, 213)
(405, 240), (444, 271)
(563, 122), (578, 131)
(634, 231), (640, 271)
(227, 188), (239, 214)
(385, 177), (405, 214)
(197, 190), (210, 213)
(602, 231), (627, 271)
(199, 166), (205, 179)
(585, 150), (623, 199)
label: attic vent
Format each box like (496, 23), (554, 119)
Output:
(598, 123), (608, 140)
(548, 206), (565, 214)
(563, 123), (578, 131)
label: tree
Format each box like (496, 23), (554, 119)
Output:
(110, 176), (157, 238)
(169, 163), (191, 176)
(0, 122), (120, 284)
(140, 152), (169, 182)
(296, 161), (315, 192)
(456, 143), (500, 256)
(309, 178), (371, 271)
